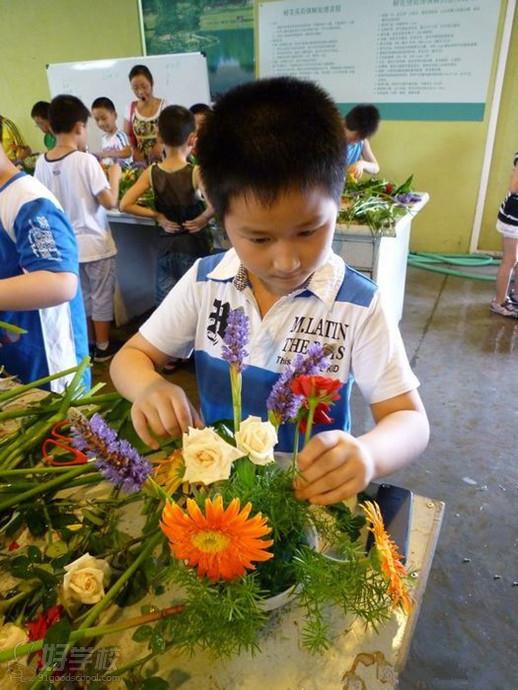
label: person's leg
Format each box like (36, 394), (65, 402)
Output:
(155, 250), (175, 306)
(79, 263), (94, 349)
(494, 237), (518, 304)
(89, 258), (117, 359)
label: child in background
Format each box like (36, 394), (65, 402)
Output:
(31, 101), (56, 150)
(344, 104), (380, 179)
(110, 77), (429, 505)
(91, 97), (132, 167)
(120, 105), (213, 306)
(34, 95), (122, 362)
(0, 143), (90, 391)
(189, 103), (211, 164)
(490, 152), (518, 319)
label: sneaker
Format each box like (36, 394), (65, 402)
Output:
(507, 292), (518, 308)
(93, 342), (120, 362)
(490, 300), (518, 319)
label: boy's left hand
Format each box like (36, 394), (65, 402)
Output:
(294, 430), (375, 505)
(183, 215), (206, 233)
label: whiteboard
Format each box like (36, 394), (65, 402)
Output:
(47, 53), (211, 151)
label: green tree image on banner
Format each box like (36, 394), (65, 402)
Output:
(142, 0), (255, 98)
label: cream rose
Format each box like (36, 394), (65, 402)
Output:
(62, 553), (110, 606)
(235, 416), (278, 466)
(182, 427), (244, 485)
(0, 622), (28, 653)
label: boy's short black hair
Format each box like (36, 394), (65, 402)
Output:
(31, 101), (50, 120)
(344, 104), (380, 139)
(189, 103), (211, 115)
(128, 64), (153, 85)
(196, 77), (346, 220)
(158, 105), (195, 147)
(91, 97), (116, 112)
(49, 95), (89, 134)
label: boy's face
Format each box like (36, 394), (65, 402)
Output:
(344, 125), (361, 144)
(33, 116), (50, 134)
(193, 112), (206, 133)
(92, 107), (117, 134)
(224, 188), (337, 297)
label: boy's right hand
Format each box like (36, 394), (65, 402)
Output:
(155, 213), (181, 234)
(131, 378), (203, 449)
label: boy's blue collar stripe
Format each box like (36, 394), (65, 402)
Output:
(0, 171), (25, 194)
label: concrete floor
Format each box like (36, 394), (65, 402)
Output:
(94, 265), (518, 690)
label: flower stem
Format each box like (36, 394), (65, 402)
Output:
(0, 364), (80, 404)
(230, 366), (242, 433)
(303, 399), (318, 447)
(28, 531), (164, 689)
(0, 604), (183, 664)
(0, 463), (97, 511)
(292, 421), (301, 467)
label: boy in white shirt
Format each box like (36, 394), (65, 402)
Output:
(91, 97), (132, 168)
(35, 95), (121, 361)
(110, 77), (429, 505)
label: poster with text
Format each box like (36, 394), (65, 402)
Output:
(258, 0), (501, 120)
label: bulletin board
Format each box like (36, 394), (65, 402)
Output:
(257, 0), (502, 121)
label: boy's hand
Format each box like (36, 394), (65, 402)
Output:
(131, 378), (203, 449)
(294, 430), (375, 505)
(107, 163), (122, 183)
(347, 161), (365, 180)
(183, 215), (206, 233)
(155, 213), (181, 233)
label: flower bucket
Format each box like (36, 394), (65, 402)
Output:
(260, 525), (320, 612)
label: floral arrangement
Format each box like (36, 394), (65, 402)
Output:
(337, 174), (423, 234)
(0, 316), (413, 688)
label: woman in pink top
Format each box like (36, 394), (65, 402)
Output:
(124, 65), (168, 164)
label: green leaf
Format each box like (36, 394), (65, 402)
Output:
(26, 545), (43, 563)
(132, 624), (153, 642)
(46, 540), (69, 559)
(44, 617), (72, 646)
(26, 506), (48, 537)
(9, 555), (32, 578)
(141, 676), (169, 690)
(150, 629), (166, 654)
(32, 564), (58, 586)
(82, 509), (105, 527)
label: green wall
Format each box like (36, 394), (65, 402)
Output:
(479, 8), (518, 251)
(0, 0), (142, 152)
(1, 0), (515, 253)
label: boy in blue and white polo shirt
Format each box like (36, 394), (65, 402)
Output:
(0, 144), (90, 392)
(111, 77), (429, 506)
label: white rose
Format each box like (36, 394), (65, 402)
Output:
(182, 427), (244, 485)
(0, 622), (28, 653)
(235, 416), (278, 466)
(62, 553), (111, 606)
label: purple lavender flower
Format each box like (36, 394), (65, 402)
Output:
(267, 343), (331, 425)
(72, 413), (152, 493)
(221, 308), (249, 372)
(394, 192), (422, 205)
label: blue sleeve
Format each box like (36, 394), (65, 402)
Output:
(12, 198), (79, 274)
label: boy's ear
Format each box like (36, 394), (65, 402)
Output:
(186, 131), (196, 147)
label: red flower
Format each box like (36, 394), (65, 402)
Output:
(384, 183), (395, 194)
(291, 375), (342, 404)
(8, 541), (20, 551)
(299, 403), (334, 433)
(27, 605), (65, 669)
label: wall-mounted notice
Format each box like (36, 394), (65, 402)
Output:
(258, 0), (501, 120)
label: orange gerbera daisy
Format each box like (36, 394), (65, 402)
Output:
(362, 501), (413, 614)
(160, 495), (274, 581)
(153, 449), (185, 496)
